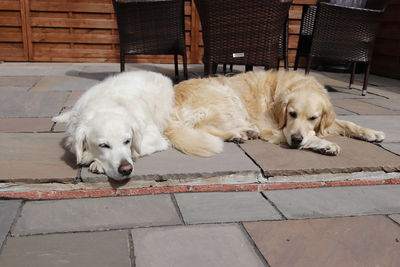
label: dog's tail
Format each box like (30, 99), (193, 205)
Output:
(165, 120), (224, 157)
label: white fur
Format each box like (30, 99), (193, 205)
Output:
(53, 71), (174, 180)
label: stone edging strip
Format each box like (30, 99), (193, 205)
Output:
(0, 177), (399, 200)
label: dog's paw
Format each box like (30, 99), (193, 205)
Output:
(246, 130), (259, 140)
(230, 137), (246, 144)
(89, 160), (105, 174)
(316, 142), (341, 156)
(305, 139), (341, 156)
(361, 130), (385, 143)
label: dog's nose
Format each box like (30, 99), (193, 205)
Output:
(291, 134), (303, 147)
(118, 160), (133, 176)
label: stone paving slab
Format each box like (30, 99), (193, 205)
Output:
(0, 86), (32, 93)
(0, 118), (52, 132)
(331, 99), (400, 115)
(63, 90), (85, 107)
(263, 185), (400, 219)
(381, 143), (400, 156)
(240, 137), (400, 177)
(0, 90), (68, 118)
(0, 231), (131, 267)
(389, 214), (400, 225)
(52, 121), (66, 132)
(337, 115), (400, 143)
(244, 216), (400, 267)
(325, 84), (386, 99)
(31, 75), (98, 91)
(0, 63), (84, 76)
(174, 192), (282, 224)
(81, 143), (261, 182)
(328, 90), (380, 99)
(309, 71), (349, 88)
(131, 224), (266, 267)
(13, 195), (181, 235)
(360, 98), (400, 111)
(361, 86), (400, 99)
(0, 200), (21, 247)
(333, 106), (356, 115)
(0, 133), (77, 183)
(355, 73), (400, 87)
(0, 76), (41, 87)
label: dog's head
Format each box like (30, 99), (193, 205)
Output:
(272, 79), (335, 148)
(73, 113), (142, 181)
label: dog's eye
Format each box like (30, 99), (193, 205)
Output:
(124, 139), (130, 145)
(99, 143), (110, 149)
(308, 116), (318, 121)
(289, 112), (297, 118)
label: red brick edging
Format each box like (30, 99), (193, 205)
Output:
(0, 177), (399, 200)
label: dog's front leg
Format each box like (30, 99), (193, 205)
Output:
(329, 119), (385, 143)
(88, 159), (105, 174)
(301, 136), (341, 156)
(259, 129), (286, 144)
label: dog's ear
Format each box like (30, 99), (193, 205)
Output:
(271, 93), (290, 129)
(74, 126), (87, 164)
(131, 127), (143, 156)
(317, 97), (336, 136)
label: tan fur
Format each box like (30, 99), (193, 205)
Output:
(165, 70), (385, 157)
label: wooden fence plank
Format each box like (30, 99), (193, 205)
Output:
(30, 1), (113, 13)
(32, 32), (118, 43)
(31, 17), (117, 29)
(0, 1), (20, 10)
(289, 6), (303, 19)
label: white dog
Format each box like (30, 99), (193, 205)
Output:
(53, 71), (174, 180)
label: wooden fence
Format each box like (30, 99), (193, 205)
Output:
(0, 0), (398, 78)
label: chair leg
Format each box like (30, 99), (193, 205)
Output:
(245, 65), (253, 72)
(182, 53), (188, 80)
(120, 51), (125, 72)
(294, 53), (300, 71)
(223, 64), (227, 75)
(349, 62), (356, 89)
(229, 64), (233, 72)
(362, 62), (371, 96)
(204, 63), (210, 77)
(305, 56), (312, 75)
(174, 54), (179, 82)
(211, 63), (218, 75)
(284, 56), (289, 70)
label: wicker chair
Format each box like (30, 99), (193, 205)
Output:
(113, 0), (188, 81)
(297, 0), (388, 95)
(194, 0), (293, 76)
(222, 20), (289, 74)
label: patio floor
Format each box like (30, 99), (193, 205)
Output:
(0, 62), (399, 199)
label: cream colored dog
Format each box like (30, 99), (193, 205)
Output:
(165, 70), (385, 157)
(53, 71), (174, 180)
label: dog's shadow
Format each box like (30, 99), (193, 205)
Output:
(108, 178), (131, 189)
(66, 70), (117, 81)
(59, 137), (78, 170)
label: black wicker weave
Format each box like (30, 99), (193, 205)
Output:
(194, 0), (292, 76)
(298, 0), (388, 95)
(293, 4), (317, 70)
(113, 0), (188, 80)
